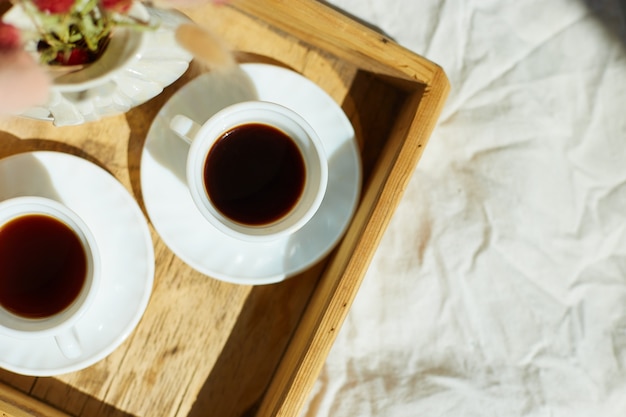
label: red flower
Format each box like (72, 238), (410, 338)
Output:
(55, 49), (91, 65)
(152, 0), (230, 7)
(100, 0), (132, 13)
(0, 23), (20, 50)
(32, 0), (75, 14)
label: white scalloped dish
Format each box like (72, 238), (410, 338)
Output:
(2, 4), (192, 126)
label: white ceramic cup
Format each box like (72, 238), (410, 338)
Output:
(169, 100), (328, 242)
(0, 197), (100, 359)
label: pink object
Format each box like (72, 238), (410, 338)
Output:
(152, 0), (229, 8)
(0, 50), (50, 114)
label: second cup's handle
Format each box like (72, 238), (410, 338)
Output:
(169, 115), (202, 145)
(55, 328), (82, 359)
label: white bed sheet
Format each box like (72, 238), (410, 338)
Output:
(302, 0), (626, 416)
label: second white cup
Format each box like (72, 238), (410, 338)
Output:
(170, 101), (328, 242)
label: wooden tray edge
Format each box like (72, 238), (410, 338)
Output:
(232, 0), (445, 85)
(0, 381), (70, 417)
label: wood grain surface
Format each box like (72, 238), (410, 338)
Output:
(0, 1), (449, 416)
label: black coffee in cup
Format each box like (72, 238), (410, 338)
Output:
(203, 123), (306, 226)
(0, 214), (87, 319)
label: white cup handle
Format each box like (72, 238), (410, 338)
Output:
(169, 115), (202, 145)
(55, 327), (82, 359)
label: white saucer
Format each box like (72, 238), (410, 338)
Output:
(141, 63), (361, 285)
(0, 152), (155, 376)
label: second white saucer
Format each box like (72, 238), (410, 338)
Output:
(141, 63), (362, 285)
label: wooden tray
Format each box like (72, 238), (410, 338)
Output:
(0, 1), (449, 416)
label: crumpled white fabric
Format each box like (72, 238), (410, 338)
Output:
(302, 0), (626, 416)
